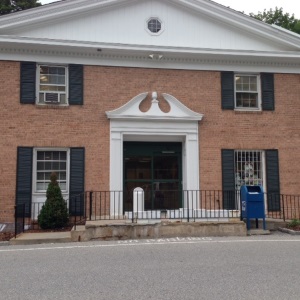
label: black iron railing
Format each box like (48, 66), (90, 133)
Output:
(13, 191), (300, 231)
(266, 194), (300, 221)
(75, 190), (240, 223)
(14, 203), (25, 238)
(28, 199), (70, 229)
(72, 190), (300, 223)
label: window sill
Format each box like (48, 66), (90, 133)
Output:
(234, 109), (262, 114)
(33, 191), (69, 194)
(36, 104), (70, 109)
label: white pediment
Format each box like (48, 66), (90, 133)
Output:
(0, 0), (299, 53)
(1, 0), (299, 72)
(106, 92), (203, 121)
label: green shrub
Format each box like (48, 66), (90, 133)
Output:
(38, 172), (69, 229)
(287, 218), (300, 228)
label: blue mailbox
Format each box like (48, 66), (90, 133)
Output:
(240, 185), (266, 230)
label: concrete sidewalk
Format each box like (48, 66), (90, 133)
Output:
(10, 231), (71, 245)
(8, 218), (286, 245)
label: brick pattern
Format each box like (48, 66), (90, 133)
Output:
(0, 61), (300, 222)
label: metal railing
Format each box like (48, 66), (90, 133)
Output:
(14, 203), (25, 238)
(266, 194), (300, 221)
(73, 190), (300, 223)
(76, 190), (240, 223)
(13, 191), (300, 231)
(27, 199), (70, 229)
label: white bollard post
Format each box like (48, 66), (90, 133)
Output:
(133, 187), (144, 215)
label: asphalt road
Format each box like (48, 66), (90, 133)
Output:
(0, 232), (300, 300)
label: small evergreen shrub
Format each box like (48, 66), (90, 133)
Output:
(38, 172), (69, 229)
(287, 218), (300, 228)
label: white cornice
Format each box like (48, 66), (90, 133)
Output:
(0, 0), (131, 29)
(1, 35), (300, 59)
(0, 43), (299, 74)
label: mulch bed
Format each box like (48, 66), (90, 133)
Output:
(25, 225), (73, 233)
(287, 225), (300, 231)
(0, 232), (15, 242)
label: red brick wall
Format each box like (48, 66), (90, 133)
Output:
(1, 61), (299, 221)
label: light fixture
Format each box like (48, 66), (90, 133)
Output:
(149, 53), (163, 60)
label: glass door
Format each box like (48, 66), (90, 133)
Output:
(123, 142), (182, 212)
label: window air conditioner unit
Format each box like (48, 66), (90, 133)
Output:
(44, 93), (60, 104)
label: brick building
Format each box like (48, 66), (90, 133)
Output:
(0, 0), (299, 223)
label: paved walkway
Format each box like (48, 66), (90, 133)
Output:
(9, 231), (71, 245)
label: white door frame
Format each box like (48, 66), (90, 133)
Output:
(106, 92), (203, 215)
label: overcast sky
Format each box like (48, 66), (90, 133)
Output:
(39, 0), (300, 18)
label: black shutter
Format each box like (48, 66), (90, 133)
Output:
(69, 148), (85, 215)
(16, 147), (33, 217)
(69, 64), (83, 105)
(221, 149), (236, 209)
(20, 62), (36, 104)
(266, 150), (280, 211)
(221, 71), (234, 110)
(261, 73), (274, 111)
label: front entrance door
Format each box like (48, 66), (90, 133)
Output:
(124, 142), (182, 212)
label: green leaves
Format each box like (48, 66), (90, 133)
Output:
(250, 7), (300, 34)
(0, 0), (41, 16)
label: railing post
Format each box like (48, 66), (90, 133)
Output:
(89, 191), (93, 221)
(74, 195), (77, 230)
(187, 191), (190, 222)
(282, 194), (285, 222)
(22, 203), (25, 234)
(132, 190), (134, 224)
(100, 192), (102, 220)
(14, 205), (17, 239)
(240, 190), (243, 221)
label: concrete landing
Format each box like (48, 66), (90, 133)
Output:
(10, 231), (71, 245)
(247, 229), (271, 235)
(71, 220), (247, 242)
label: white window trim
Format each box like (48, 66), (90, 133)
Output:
(32, 148), (70, 194)
(145, 16), (164, 36)
(234, 149), (267, 211)
(36, 64), (69, 106)
(234, 73), (261, 111)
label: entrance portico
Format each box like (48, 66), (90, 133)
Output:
(106, 92), (203, 215)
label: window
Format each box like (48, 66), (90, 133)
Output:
(17, 147), (85, 217)
(235, 74), (260, 109)
(21, 62), (83, 105)
(146, 17), (163, 35)
(234, 150), (264, 191)
(148, 18), (161, 33)
(38, 65), (68, 105)
(35, 150), (69, 192)
(221, 72), (274, 111)
(222, 149), (280, 211)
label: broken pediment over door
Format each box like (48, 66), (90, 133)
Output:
(106, 91), (203, 121)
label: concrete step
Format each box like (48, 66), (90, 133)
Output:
(247, 229), (271, 235)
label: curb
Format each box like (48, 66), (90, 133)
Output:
(278, 227), (300, 235)
(0, 241), (9, 246)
